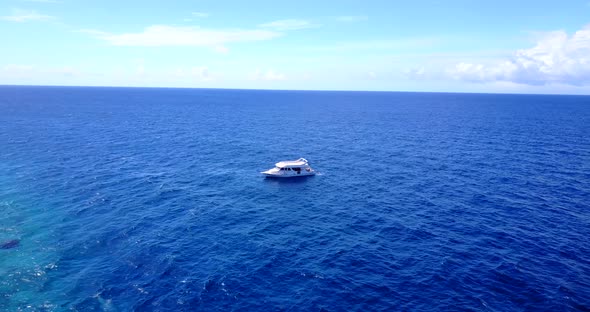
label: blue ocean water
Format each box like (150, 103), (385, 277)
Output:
(0, 86), (589, 311)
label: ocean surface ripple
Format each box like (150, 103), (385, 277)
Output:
(1, 87), (589, 311)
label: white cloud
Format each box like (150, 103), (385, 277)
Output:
(213, 46), (229, 54)
(3, 64), (34, 73)
(191, 67), (212, 81)
(405, 67), (426, 79)
(191, 66), (211, 80)
(174, 66), (214, 81)
(84, 25), (281, 48)
(259, 19), (318, 31)
(1, 9), (54, 22)
(1, 64), (79, 78)
(192, 12), (209, 18)
(4, 64), (34, 72)
(448, 24), (590, 86)
(335, 15), (368, 22)
(251, 69), (286, 81)
(55, 66), (79, 77)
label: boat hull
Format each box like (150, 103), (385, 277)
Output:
(261, 171), (315, 178)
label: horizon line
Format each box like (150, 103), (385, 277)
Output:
(1, 83), (589, 97)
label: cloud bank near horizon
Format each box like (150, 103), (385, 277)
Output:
(449, 24), (590, 86)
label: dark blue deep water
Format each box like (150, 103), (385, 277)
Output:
(1, 86), (589, 311)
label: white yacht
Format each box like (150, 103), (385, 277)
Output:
(261, 158), (316, 178)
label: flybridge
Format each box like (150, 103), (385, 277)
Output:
(275, 158), (310, 168)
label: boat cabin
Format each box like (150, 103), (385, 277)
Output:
(261, 158), (316, 178)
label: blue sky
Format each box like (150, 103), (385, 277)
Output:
(1, 0), (590, 94)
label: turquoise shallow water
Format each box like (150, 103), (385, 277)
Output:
(1, 86), (589, 311)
